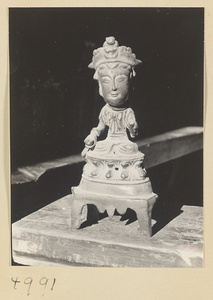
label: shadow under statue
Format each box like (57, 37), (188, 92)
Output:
(71, 37), (158, 237)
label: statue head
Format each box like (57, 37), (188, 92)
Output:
(88, 37), (142, 108)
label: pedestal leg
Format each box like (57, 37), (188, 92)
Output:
(71, 197), (84, 229)
(135, 196), (157, 237)
(135, 202), (152, 237)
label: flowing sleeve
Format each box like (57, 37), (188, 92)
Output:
(98, 105), (107, 125)
(125, 108), (136, 126)
(125, 108), (138, 137)
(90, 105), (106, 137)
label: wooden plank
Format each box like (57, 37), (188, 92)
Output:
(12, 195), (203, 267)
(11, 154), (83, 184)
(138, 126), (203, 169)
(12, 126), (203, 184)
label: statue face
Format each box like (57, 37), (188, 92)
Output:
(98, 63), (131, 108)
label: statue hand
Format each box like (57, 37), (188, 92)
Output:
(84, 134), (97, 147)
(81, 134), (97, 157)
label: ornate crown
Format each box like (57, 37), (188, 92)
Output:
(88, 36), (142, 69)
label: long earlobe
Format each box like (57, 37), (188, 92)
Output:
(99, 83), (103, 97)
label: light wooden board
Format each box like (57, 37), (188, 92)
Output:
(12, 195), (203, 267)
(138, 126), (203, 168)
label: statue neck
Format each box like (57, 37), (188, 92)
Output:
(107, 102), (130, 112)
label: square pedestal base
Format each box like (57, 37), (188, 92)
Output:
(71, 187), (157, 237)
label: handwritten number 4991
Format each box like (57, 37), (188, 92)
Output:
(11, 277), (56, 296)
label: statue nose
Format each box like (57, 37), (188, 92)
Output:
(111, 79), (117, 91)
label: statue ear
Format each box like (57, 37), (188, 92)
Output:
(93, 70), (98, 80)
(98, 81), (103, 97)
(132, 68), (136, 77)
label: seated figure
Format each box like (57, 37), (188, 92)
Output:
(82, 37), (141, 159)
(71, 37), (158, 236)
(81, 37), (147, 181)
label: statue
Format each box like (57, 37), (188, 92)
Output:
(71, 37), (158, 237)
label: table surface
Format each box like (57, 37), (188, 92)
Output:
(12, 195), (203, 267)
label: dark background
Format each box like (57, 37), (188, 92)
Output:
(10, 8), (203, 230)
(9, 7), (203, 169)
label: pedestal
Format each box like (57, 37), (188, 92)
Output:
(71, 177), (158, 237)
(71, 125), (158, 237)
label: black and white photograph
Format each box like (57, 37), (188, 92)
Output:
(10, 7), (204, 268)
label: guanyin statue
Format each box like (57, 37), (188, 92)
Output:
(71, 37), (157, 236)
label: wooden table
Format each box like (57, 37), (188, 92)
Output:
(12, 194), (203, 267)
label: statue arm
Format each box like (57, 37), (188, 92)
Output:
(126, 109), (138, 138)
(84, 120), (106, 146)
(81, 118), (106, 157)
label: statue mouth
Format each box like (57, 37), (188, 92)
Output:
(111, 93), (119, 97)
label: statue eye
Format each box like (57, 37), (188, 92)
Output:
(116, 75), (127, 82)
(101, 77), (111, 84)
